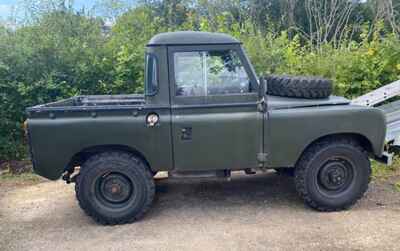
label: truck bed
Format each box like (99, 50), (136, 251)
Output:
(27, 94), (145, 113)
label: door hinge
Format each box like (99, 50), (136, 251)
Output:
(257, 153), (268, 163)
(257, 99), (266, 113)
(181, 127), (192, 140)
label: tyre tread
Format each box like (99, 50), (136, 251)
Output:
(75, 151), (155, 225)
(294, 137), (371, 212)
(265, 75), (332, 99)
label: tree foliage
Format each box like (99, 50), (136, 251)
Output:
(1, 0), (400, 160)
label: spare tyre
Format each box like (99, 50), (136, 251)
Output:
(265, 75), (332, 99)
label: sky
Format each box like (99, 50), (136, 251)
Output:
(0, 0), (97, 19)
(0, 1), (15, 18)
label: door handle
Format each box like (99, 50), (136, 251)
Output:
(181, 127), (192, 140)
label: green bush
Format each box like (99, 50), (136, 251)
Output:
(240, 28), (400, 98)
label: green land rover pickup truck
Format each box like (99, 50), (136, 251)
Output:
(26, 31), (388, 225)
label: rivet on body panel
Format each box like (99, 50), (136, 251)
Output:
(49, 113), (56, 119)
(91, 112), (97, 118)
(132, 110), (139, 117)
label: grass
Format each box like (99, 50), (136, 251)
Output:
(371, 157), (400, 179)
(371, 157), (400, 192)
(395, 182), (400, 192)
(0, 160), (43, 185)
(0, 171), (42, 182)
(0, 169), (44, 188)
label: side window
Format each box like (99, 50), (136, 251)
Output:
(145, 54), (158, 96)
(174, 50), (250, 96)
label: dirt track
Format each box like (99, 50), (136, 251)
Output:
(1, 171), (399, 251)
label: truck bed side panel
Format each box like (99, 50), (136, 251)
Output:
(28, 109), (172, 180)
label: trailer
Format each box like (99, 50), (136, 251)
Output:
(352, 80), (400, 164)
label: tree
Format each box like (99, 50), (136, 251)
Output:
(283, 0), (299, 38)
(18, 0), (74, 23)
(304, 0), (355, 48)
(95, 0), (136, 22)
(373, 0), (399, 34)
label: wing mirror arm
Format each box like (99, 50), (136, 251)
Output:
(257, 77), (267, 112)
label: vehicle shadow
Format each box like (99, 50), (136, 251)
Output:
(147, 171), (306, 219)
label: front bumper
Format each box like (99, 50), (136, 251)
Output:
(375, 151), (394, 166)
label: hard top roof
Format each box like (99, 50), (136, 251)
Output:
(147, 31), (240, 46)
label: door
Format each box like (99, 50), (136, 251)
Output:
(169, 44), (264, 171)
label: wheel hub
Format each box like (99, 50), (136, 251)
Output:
(99, 173), (132, 204)
(318, 160), (353, 191)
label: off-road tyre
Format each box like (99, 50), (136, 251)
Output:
(75, 151), (155, 225)
(265, 75), (332, 99)
(294, 138), (371, 211)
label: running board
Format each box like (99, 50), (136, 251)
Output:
(169, 170), (231, 179)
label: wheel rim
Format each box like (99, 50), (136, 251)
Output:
(95, 172), (134, 206)
(316, 157), (355, 196)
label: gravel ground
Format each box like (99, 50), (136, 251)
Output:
(0, 171), (399, 251)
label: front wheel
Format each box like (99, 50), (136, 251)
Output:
(294, 138), (371, 211)
(75, 151), (155, 225)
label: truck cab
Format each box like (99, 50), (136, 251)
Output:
(146, 32), (263, 172)
(26, 31), (387, 225)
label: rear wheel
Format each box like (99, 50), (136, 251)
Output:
(75, 151), (155, 225)
(294, 138), (371, 211)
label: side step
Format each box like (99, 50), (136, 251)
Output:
(169, 170), (231, 179)
(168, 169), (257, 179)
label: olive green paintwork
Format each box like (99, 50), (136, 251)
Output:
(26, 32), (387, 180)
(265, 105), (386, 167)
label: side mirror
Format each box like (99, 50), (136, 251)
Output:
(258, 77), (267, 100)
